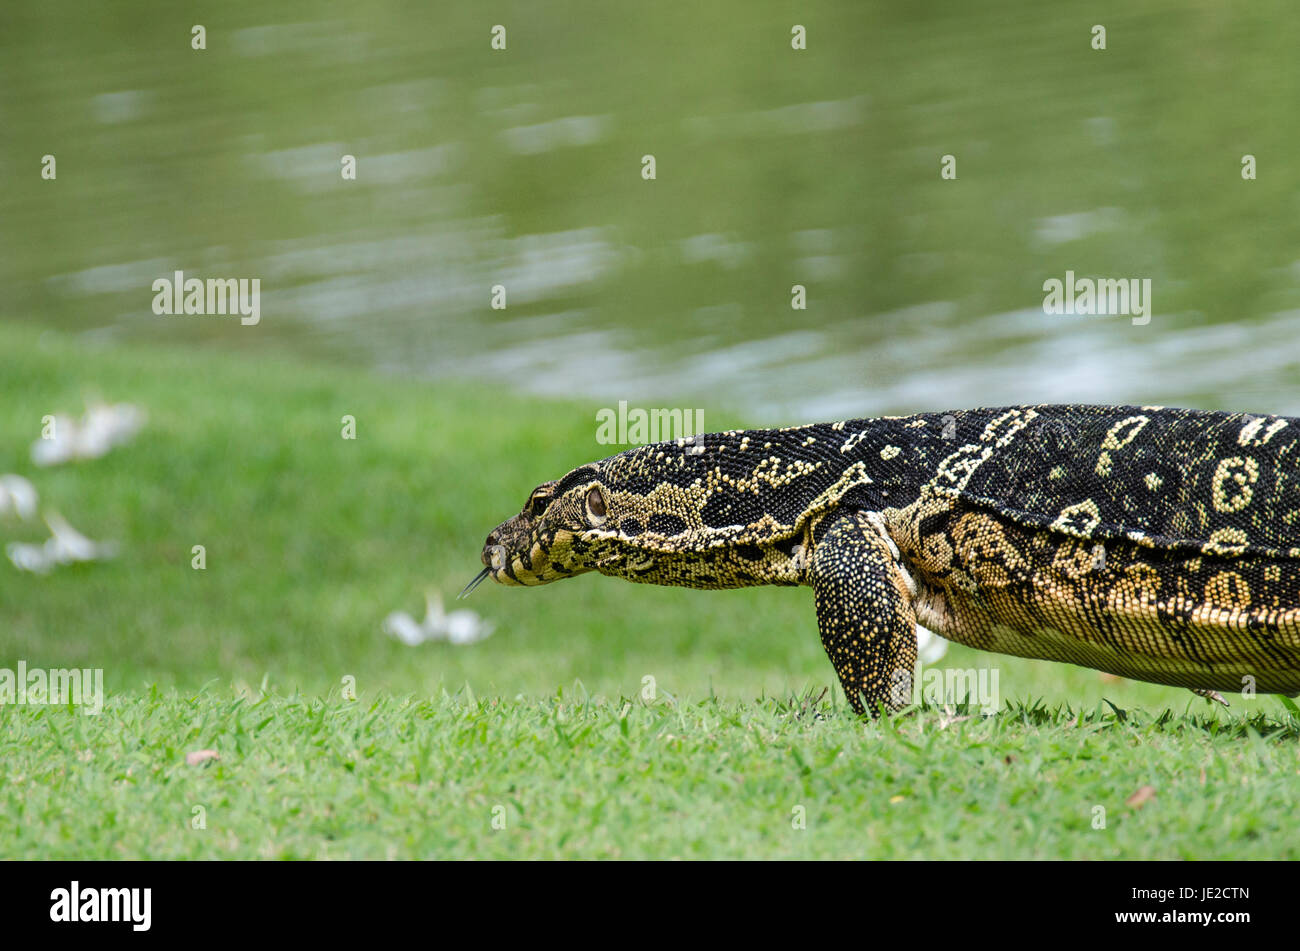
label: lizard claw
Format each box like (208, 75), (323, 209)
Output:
(1191, 688), (1229, 707)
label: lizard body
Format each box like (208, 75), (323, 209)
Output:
(473, 405), (1300, 714)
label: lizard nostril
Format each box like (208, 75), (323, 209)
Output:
(486, 532), (499, 548)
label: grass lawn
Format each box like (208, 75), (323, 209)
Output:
(2, 321), (1298, 859)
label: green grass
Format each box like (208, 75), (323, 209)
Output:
(7, 690), (1300, 859)
(2, 321), (1298, 859)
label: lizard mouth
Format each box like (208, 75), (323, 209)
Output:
(459, 543), (510, 598)
(457, 566), (493, 599)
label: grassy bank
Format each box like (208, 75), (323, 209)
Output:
(7, 690), (1298, 860)
(1, 323), (1297, 858)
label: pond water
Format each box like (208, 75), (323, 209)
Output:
(4, 1), (1300, 420)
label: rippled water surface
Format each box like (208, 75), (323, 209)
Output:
(5, 2), (1300, 420)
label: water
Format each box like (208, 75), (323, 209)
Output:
(4, 1), (1300, 420)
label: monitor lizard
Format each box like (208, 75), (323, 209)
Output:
(465, 405), (1300, 715)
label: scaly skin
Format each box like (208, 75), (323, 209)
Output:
(474, 405), (1300, 714)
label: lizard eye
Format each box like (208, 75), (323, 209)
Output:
(585, 486), (608, 526)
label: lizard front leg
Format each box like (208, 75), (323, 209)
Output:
(810, 511), (919, 717)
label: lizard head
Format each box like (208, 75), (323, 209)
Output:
(464, 436), (818, 597)
(468, 467), (618, 592)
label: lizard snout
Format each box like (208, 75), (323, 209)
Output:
(481, 544), (508, 571)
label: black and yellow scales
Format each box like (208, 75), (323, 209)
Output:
(468, 405), (1300, 715)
